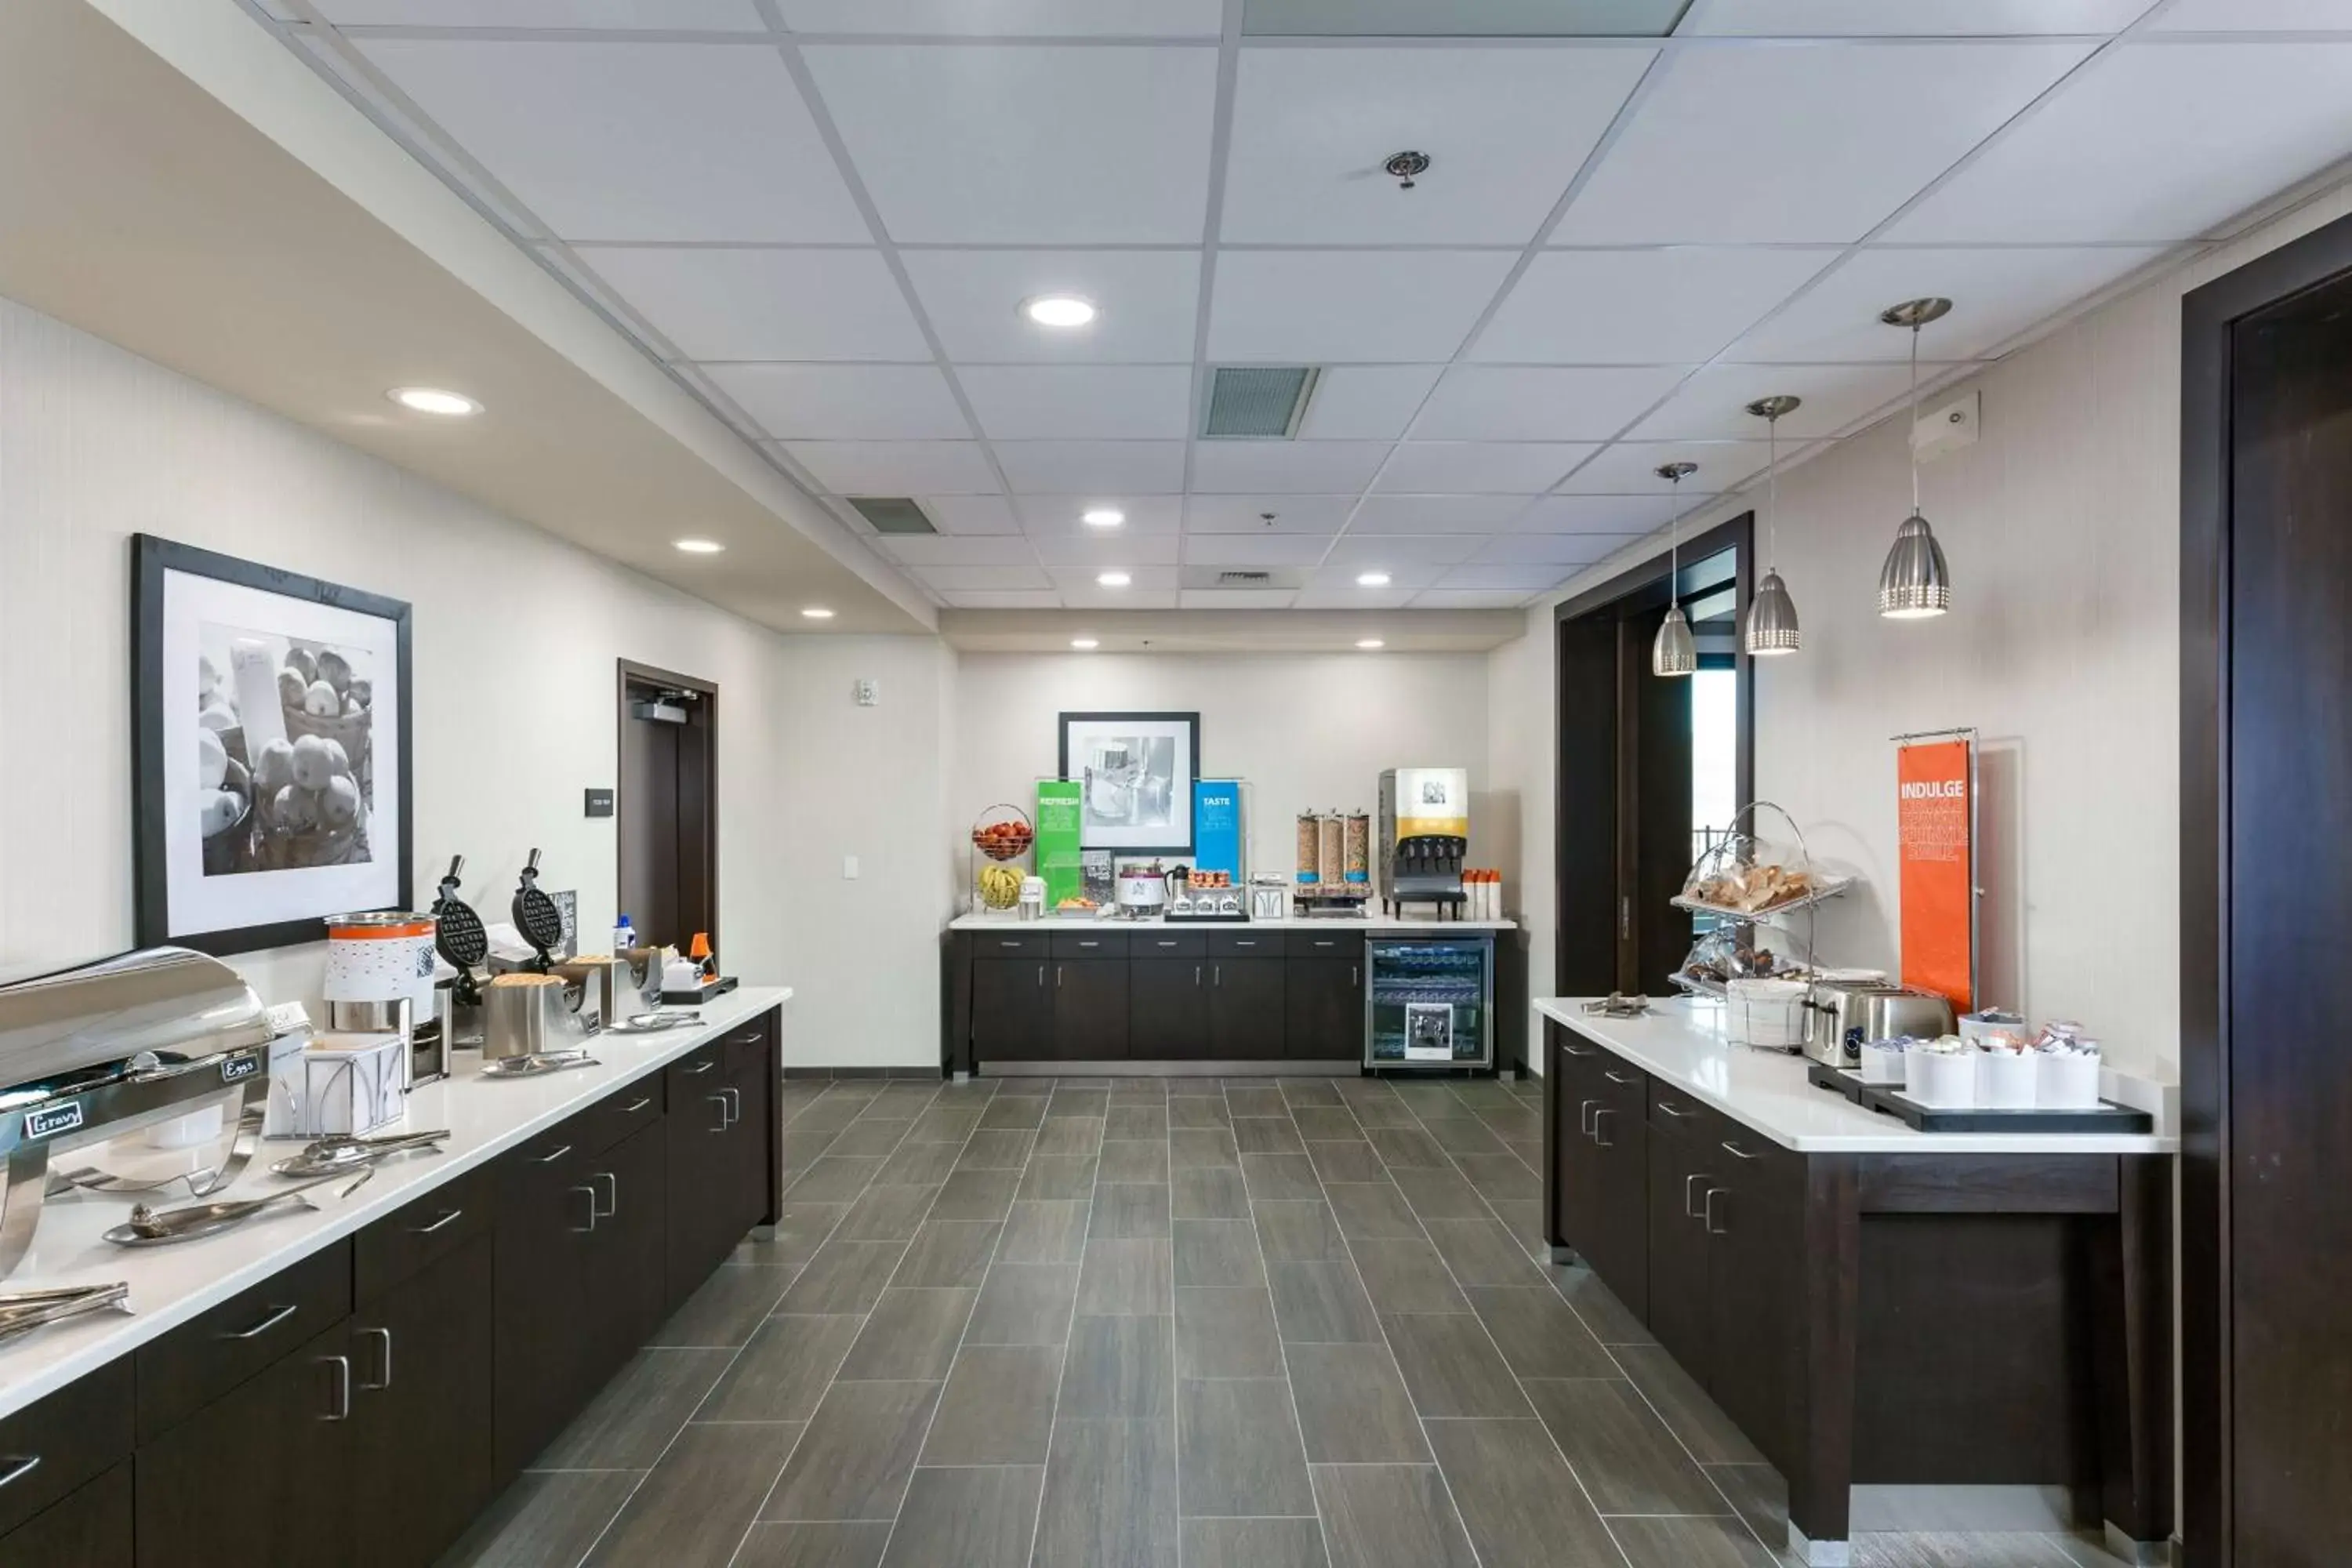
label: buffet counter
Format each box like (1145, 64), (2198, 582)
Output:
(948, 913), (1515, 931)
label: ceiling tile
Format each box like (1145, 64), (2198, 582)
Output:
(958, 366), (1194, 440)
(1206, 251), (1518, 362)
(940, 590), (1065, 608)
(875, 535), (1038, 566)
(1551, 41), (2093, 244)
(783, 440), (1001, 492)
(1191, 442), (1391, 494)
(1412, 367), (1688, 441)
(1218, 45), (1653, 245)
(1374, 442), (1598, 494)
(802, 44), (1217, 243)
(1512, 493), (1682, 535)
(1478, 249), (1840, 363)
(703, 363), (970, 439)
(317, 1), (763, 21)
(2152, 0), (2352, 26)
(1292, 586), (1421, 609)
(901, 249), (1201, 363)
(1675, 0), (2156, 34)
(1301, 561), (1444, 590)
(910, 562), (1054, 590)
(1887, 42), (2352, 243)
(779, 0), (1223, 34)
(356, 41), (866, 243)
(1015, 495), (1186, 533)
(1032, 532), (1183, 567)
(1178, 589), (1300, 608)
(1624, 361), (1915, 441)
(1052, 564), (1181, 605)
(1183, 495), (1358, 532)
(581, 248), (927, 360)
(1436, 562), (1577, 591)
(1297, 368), (1445, 441)
(1410, 589), (1537, 609)
(919, 495), (1021, 533)
(1321, 534), (1483, 567)
(994, 441), (1188, 493)
(1181, 533), (1335, 567)
(1550, 440), (1759, 494)
(1347, 495), (1532, 533)
(1470, 532), (1642, 565)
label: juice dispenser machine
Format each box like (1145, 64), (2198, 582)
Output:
(1378, 767), (1468, 918)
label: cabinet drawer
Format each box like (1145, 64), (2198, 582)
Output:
(1131, 931), (1204, 958)
(1208, 930), (1283, 957)
(0, 1359), (130, 1540)
(975, 932), (1049, 959)
(578, 1074), (664, 1157)
(354, 1159), (497, 1302)
(1051, 931), (1129, 958)
(1595, 1058), (1649, 1113)
(1647, 1082), (1720, 1137)
(721, 1012), (773, 1078)
(1287, 931), (1363, 960)
(136, 1240), (352, 1442)
(666, 1043), (728, 1105)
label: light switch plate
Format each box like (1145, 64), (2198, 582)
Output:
(854, 678), (880, 707)
(843, 855), (861, 880)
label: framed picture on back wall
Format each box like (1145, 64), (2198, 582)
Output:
(132, 535), (413, 954)
(1058, 711), (1200, 855)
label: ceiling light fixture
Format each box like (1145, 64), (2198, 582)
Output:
(800, 607), (836, 620)
(387, 387), (481, 416)
(1071, 637), (1099, 650)
(1744, 395), (1802, 659)
(1081, 506), (1126, 528)
(1096, 571), (1131, 588)
(1651, 462), (1699, 679)
(1878, 297), (1955, 620)
(1356, 571), (1392, 588)
(673, 538), (724, 554)
(1356, 638), (1385, 650)
(1022, 294), (1097, 329)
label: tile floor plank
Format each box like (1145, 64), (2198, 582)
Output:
(997, 1200), (1091, 1264)
(1099, 1139), (1171, 1183)
(440, 1469), (644, 1568)
(1173, 1218), (1267, 1287)
(919, 1344), (1062, 1466)
(1348, 1237), (1473, 1315)
(1029, 1417), (1179, 1568)
(1178, 1378), (1314, 1518)
(833, 1185), (943, 1244)
(964, 1263), (1080, 1346)
(1609, 1513), (1786, 1567)
(1419, 1218), (1542, 1287)
(1032, 1116), (1105, 1156)
(1463, 1285), (1620, 1380)
(1172, 1167), (1251, 1219)
(1321, 1182), (1425, 1240)
(891, 1221), (1002, 1288)
(1089, 1182), (1173, 1240)
(1173, 1286), (1286, 1378)
(1521, 1377), (1730, 1516)
(1181, 1517), (1330, 1568)
(1380, 1313), (1532, 1418)
(1076, 1236), (1174, 1314)
(535, 1347), (735, 1469)
(1421, 1415), (1624, 1568)
(735, 1520), (892, 1566)
(1240, 1152), (1324, 1200)
(834, 1287), (978, 1382)
(1059, 1312), (1175, 1418)
(874, 1465), (1044, 1568)
(764, 1380), (943, 1523)
(584, 1421), (802, 1566)
(1267, 1259), (1385, 1345)
(779, 1241), (912, 1316)
(699, 1316), (866, 1424)
(1309, 1463), (1479, 1568)
(1285, 1341), (1433, 1464)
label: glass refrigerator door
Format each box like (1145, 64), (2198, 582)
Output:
(1365, 939), (1491, 1068)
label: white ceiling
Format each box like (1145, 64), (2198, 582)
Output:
(247, 0), (2352, 612)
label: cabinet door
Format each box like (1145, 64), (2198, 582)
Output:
(1130, 957), (1208, 1059)
(495, 1140), (597, 1478)
(1644, 1128), (1711, 1382)
(587, 1120), (672, 1377)
(1552, 1040), (1604, 1260)
(667, 1066), (741, 1308)
(1705, 1156), (1801, 1471)
(1588, 1094), (1650, 1322)
(1283, 957), (1362, 1062)
(1210, 957), (1287, 1060)
(1052, 958), (1131, 1061)
(0, 1464), (131, 1568)
(136, 1319), (354, 1568)
(350, 1232), (496, 1568)
(972, 958), (1054, 1061)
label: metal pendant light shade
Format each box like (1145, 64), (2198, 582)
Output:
(1743, 394), (1801, 657)
(1650, 461), (1699, 678)
(1878, 297), (1954, 620)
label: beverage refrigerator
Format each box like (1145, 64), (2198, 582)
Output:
(1363, 933), (1494, 1071)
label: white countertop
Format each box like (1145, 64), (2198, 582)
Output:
(951, 913), (1515, 932)
(1535, 996), (2177, 1156)
(0, 986), (790, 1421)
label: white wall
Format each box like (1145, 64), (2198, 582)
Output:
(0, 295), (946, 1066)
(1488, 180), (2352, 1083)
(953, 652), (1493, 884)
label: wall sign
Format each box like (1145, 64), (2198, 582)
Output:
(1895, 731), (1976, 1011)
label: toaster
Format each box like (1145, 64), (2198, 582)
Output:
(1805, 980), (1956, 1069)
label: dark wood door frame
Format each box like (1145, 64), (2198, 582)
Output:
(616, 659), (719, 955)
(1551, 514), (1756, 1001)
(2181, 208), (2352, 1568)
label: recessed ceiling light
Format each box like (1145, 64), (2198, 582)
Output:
(1096, 571), (1131, 588)
(1356, 571), (1392, 588)
(800, 607), (836, 620)
(1022, 294), (1097, 329)
(1070, 637), (1099, 650)
(673, 538), (725, 554)
(1081, 506), (1126, 528)
(387, 387), (481, 416)
(1357, 638), (1385, 650)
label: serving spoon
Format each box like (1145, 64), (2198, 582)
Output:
(104, 1167), (374, 1247)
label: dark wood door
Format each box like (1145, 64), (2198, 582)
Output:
(136, 1319), (354, 1567)
(1705, 1158), (1798, 1472)
(972, 957), (1053, 1061)
(1131, 957), (1207, 1058)
(1052, 958), (1130, 1060)
(1283, 957), (1363, 1062)
(1210, 956), (1286, 1060)
(1626, 614), (1697, 993)
(2222, 266), (2352, 1563)
(494, 1139), (596, 1477)
(618, 665), (717, 953)
(0, 1465), (131, 1568)
(1646, 1126), (1711, 1381)
(350, 1234), (495, 1568)
(586, 1120), (671, 1377)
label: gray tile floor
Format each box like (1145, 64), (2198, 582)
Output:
(440, 1073), (2153, 1568)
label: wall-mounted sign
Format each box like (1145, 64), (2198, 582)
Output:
(1035, 779), (1083, 909)
(1896, 732), (1976, 1011)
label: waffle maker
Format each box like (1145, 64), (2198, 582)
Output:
(512, 849), (564, 973)
(430, 856), (489, 1050)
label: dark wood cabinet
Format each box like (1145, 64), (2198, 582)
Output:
(1552, 1035), (1606, 1269)
(972, 957), (1054, 1060)
(1645, 1123), (1712, 1381)
(1702, 1138), (1799, 1469)
(1131, 957), (1208, 1058)
(0, 1463), (130, 1568)
(1583, 1068), (1650, 1321)
(589, 1121), (672, 1375)
(349, 1232), (496, 1568)
(1283, 956), (1362, 1062)
(1209, 956), (1286, 1060)
(494, 1129), (597, 1478)
(1052, 958), (1130, 1060)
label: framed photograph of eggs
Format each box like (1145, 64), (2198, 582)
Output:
(132, 535), (412, 954)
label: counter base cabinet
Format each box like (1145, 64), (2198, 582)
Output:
(971, 958), (1053, 1060)
(1283, 957), (1360, 1061)
(1131, 959), (1208, 1058)
(0, 1464), (131, 1568)
(1053, 960), (1131, 1061)
(350, 1233), (498, 1568)
(1209, 957), (1285, 1060)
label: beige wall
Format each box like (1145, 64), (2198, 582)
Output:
(1490, 180), (2352, 1083)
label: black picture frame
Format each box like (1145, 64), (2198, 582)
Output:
(132, 534), (415, 955)
(1056, 710), (1201, 856)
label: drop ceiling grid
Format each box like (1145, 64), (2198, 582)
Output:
(244, 0), (2352, 609)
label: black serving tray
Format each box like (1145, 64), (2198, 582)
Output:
(1162, 909), (1251, 924)
(1806, 1059), (2153, 1134)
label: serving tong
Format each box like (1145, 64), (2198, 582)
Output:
(103, 1167), (374, 1247)
(270, 1128), (448, 1179)
(0, 1281), (132, 1344)
(481, 1049), (600, 1079)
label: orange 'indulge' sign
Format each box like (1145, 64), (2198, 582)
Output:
(1896, 739), (1973, 1013)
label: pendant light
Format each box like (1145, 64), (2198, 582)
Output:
(1743, 394), (1802, 657)
(1650, 461), (1700, 678)
(1877, 296), (1955, 619)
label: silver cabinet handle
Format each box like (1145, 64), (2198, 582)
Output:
(683, 1058), (719, 1076)
(1077, 940), (1101, 949)
(1037, 964), (1045, 987)
(621, 1096), (653, 1114)
(708, 1092), (730, 1134)
(1156, 940), (1179, 949)
(1720, 1140), (1762, 1160)
(998, 939), (1025, 948)
(529, 1142), (574, 1165)
(1655, 1098), (1692, 1119)
(590, 1171), (618, 1219)
(411, 1207), (464, 1235)
(0, 1457), (38, 1490)
(1214, 965), (1221, 986)
(1702, 1187), (1728, 1235)
(358, 1327), (393, 1392)
(1683, 1172), (1711, 1218)
(571, 1185), (599, 1232)
(1194, 965), (1201, 986)
(1352, 965), (1359, 986)
(1578, 1098), (1599, 1134)
(221, 1302), (299, 1341)
(721, 1087), (742, 1126)
(1057, 965), (1065, 989)
(321, 1354), (353, 1421)
(1591, 1107), (1615, 1147)
(1603, 1069), (1638, 1086)
(1561, 1042), (1595, 1058)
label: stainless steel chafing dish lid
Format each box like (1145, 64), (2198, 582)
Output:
(0, 947), (272, 1091)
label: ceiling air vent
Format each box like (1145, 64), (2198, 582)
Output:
(1179, 564), (1308, 591)
(847, 497), (938, 535)
(1202, 366), (1319, 440)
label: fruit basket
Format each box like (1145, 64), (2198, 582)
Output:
(971, 807), (1034, 862)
